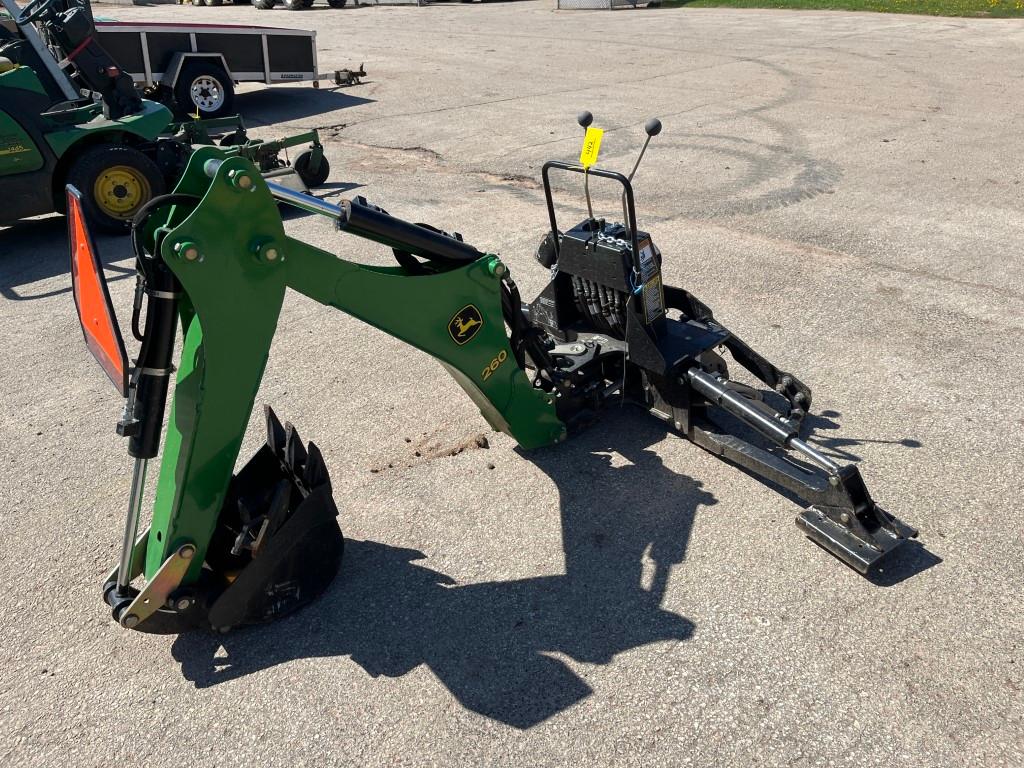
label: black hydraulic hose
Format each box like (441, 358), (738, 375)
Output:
(129, 194), (198, 341)
(500, 278), (555, 376)
(127, 262), (177, 460)
(124, 194), (198, 460)
(129, 193), (201, 274)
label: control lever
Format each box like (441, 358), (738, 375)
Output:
(577, 111), (596, 224)
(627, 118), (662, 182)
(622, 117), (662, 237)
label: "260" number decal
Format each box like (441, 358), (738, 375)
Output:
(481, 350), (508, 381)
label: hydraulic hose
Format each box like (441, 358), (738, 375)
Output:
(124, 194), (197, 459)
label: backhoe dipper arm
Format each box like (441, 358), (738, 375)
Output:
(139, 152), (561, 589)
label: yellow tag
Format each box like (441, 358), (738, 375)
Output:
(579, 126), (603, 169)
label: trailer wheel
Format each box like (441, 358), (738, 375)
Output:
(252, 0), (276, 7)
(328, 0), (348, 6)
(283, 0), (305, 8)
(174, 61), (235, 119)
(66, 145), (166, 234)
(294, 150), (330, 187)
(300, 0), (315, 6)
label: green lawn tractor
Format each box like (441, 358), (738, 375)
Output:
(1, 0), (329, 232)
(70, 113), (920, 635)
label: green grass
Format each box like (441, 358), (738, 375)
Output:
(658, 0), (1024, 17)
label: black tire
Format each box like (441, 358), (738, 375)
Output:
(294, 150), (330, 187)
(65, 145), (166, 234)
(327, 0), (347, 6)
(219, 131), (247, 147)
(173, 60), (235, 119)
(252, 0), (276, 7)
(300, 0), (315, 6)
(207, 0), (224, 5)
(283, 0), (305, 8)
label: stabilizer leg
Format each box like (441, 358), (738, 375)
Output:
(683, 367), (917, 574)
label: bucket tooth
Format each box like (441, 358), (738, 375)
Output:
(265, 405), (287, 458)
(303, 441), (330, 491)
(263, 478), (294, 539)
(284, 421), (308, 478)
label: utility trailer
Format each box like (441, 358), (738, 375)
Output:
(93, 21), (346, 118)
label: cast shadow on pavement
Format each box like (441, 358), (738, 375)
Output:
(805, 410), (922, 464)
(172, 412), (713, 729)
(171, 406), (940, 724)
(0, 184), (365, 300)
(236, 88), (374, 127)
(0, 216), (135, 301)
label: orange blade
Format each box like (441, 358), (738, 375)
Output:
(67, 185), (128, 397)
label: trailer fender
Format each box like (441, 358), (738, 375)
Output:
(161, 53), (235, 118)
(160, 51), (232, 89)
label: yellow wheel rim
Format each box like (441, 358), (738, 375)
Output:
(92, 165), (151, 219)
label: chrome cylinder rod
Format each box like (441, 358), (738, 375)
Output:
(203, 158), (343, 220)
(789, 437), (841, 475)
(687, 368), (840, 475)
(265, 181), (343, 220)
(116, 458), (148, 590)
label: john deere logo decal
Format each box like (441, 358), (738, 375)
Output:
(448, 305), (483, 345)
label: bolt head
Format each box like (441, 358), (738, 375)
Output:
(264, 248), (279, 261)
(179, 544), (196, 560)
(183, 247), (199, 261)
(174, 597), (193, 611)
(840, 512), (851, 525)
(122, 613), (140, 629)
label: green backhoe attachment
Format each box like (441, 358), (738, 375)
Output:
(73, 116), (920, 635)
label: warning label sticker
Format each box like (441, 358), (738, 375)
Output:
(637, 240), (665, 323)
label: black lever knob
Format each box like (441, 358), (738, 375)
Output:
(645, 118), (662, 137)
(577, 111), (593, 129)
